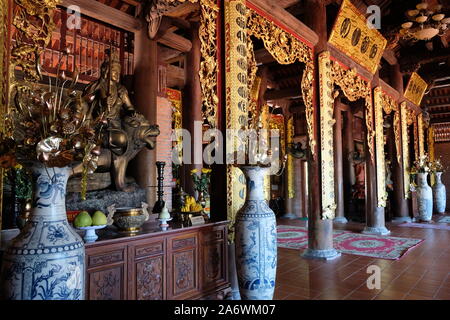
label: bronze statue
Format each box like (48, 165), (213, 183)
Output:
(73, 50), (160, 192)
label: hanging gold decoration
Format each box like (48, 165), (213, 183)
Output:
(401, 102), (410, 199)
(330, 59), (374, 163)
(413, 119), (419, 163)
(328, 0), (387, 75)
(246, 8), (316, 159)
(404, 72), (428, 106)
(374, 87), (387, 208)
(225, 0), (248, 243)
(379, 89), (401, 165)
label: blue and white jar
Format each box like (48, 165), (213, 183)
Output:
(416, 172), (433, 222)
(0, 163), (85, 300)
(433, 172), (446, 214)
(235, 166), (277, 300)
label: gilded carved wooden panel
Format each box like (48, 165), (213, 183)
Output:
(225, 0), (248, 243)
(418, 113), (425, 159)
(318, 51), (337, 220)
(401, 102), (410, 199)
(318, 51), (373, 219)
(374, 87), (387, 208)
(374, 87), (399, 207)
(146, 0), (219, 128)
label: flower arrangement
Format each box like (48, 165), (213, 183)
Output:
(409, 154), (433, 175)
(0, 48), (105, 198)
(191, 168), (212, 196)
(430, 158), (446, 173)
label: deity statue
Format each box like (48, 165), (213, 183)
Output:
(72, 50), (160, 192)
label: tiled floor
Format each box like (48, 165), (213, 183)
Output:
(274, 215), (450, 300)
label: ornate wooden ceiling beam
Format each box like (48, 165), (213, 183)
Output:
(158, 31), (192, 53)
(265, 87), (302, 101)
(247, 0), (319, 46)
(59, 0), (142, 32)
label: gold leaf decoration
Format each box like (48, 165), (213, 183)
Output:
(246, 8), (316, 159)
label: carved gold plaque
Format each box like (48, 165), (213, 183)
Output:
(404, 72), (427, 106)
(328, 0), (387, 75)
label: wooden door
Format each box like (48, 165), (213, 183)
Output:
(128, 237), (165, 300)
(86, 245), (127, 300)
(166, 232), (199, 299)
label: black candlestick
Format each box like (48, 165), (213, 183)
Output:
(153, 161), (166, 214)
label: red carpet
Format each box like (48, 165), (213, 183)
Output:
(277, 225), (424, 260)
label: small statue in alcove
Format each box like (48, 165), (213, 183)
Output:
(351, 143), (366, 200)
(72, 50), (160, 192)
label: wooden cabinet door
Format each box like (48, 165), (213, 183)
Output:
(200, 225), (228, 292)
(86, 246), (127, 300)
(128, 238), (165, 300)
(167, 233), (199, 299)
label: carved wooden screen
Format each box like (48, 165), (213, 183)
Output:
(318, 51), (373, 219)
(10, 6), (134, 83)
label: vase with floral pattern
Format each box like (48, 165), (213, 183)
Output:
(416, 172), (433, 222)
(0, 163), (85, 300)
(235, 165), (277, 300)
(433, 172), (446, 214)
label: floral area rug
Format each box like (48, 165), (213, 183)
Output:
(277, 225), (424, 260)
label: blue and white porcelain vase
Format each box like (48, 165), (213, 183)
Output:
(0, 163), (85, 300)
(433, 172), (446, 214)
(416, 172), (433, 222)
(235, 166), (277, 300)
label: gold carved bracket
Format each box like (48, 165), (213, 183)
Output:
(329, 59), (374, 164)
(246, 8), (316, 159)
(146, 0), (219, 128)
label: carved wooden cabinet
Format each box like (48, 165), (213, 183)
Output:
(84, 222), (229, 300)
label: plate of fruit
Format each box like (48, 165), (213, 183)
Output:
(73, 210), (108, 243)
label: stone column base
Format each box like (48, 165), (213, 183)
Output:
(334, 216), (348, 224)
(301, 248), (341, 260)
(391, 216), (412, 223)
(280, 213), (297, 219)
(362, 226), (390, 236)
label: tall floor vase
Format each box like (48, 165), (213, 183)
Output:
(0, 163), (85, 300)
(433, 172), (446, 214)
(234, 166), (277, 300)
(416, 172), (433, 222)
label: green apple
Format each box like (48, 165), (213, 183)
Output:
(74, 211), (92, 228)
(92, 210), (107, 226)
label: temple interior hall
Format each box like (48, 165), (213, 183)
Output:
(0, 0), (450, 302)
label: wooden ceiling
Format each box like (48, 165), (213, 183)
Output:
(95, 0), (142, 17)
(93, 0), (450, 123)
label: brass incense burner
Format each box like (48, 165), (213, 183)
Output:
(107, 203), (149, 235)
